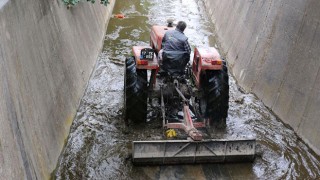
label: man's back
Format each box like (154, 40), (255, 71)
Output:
(162, 29), (189, 53)
(160, 21), (191, 75)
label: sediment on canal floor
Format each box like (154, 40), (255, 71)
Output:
(203, 0), (320, 155)
(0, 1), (114, 179)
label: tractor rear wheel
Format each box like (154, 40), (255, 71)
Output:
(124, 56), (148, 124)
(200, 62), (229, 127)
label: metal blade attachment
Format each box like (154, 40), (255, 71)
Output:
(132, 139), (256, 165)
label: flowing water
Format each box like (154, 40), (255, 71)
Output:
(54, 0), (320, 179)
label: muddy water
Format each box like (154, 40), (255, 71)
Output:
(54, 0), (320, 179)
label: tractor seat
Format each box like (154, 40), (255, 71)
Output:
(161, 50), (190, 76)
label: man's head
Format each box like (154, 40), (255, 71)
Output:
(167, 19), (174, 27)
(176, 21), (187, 32)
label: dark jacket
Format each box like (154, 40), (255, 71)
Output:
(161, 29), (191, 75)
(162, 29), (191, 53)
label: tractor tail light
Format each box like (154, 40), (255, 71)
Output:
(137, 60), (148, 65)
(211, 60), (222, 65)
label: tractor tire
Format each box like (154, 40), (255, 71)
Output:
(124, 56), (148, 124)
(201, 62), (229, 127)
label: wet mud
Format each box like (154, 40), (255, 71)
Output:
(54, 0), (320, 179)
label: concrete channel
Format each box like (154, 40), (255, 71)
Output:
(1, 0), (320, 179)
(0, 0), (114, 179)
(53, 0), (320, 179)
(204, 0), (320, 157)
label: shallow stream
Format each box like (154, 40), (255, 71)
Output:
(54, 0), (320, 179)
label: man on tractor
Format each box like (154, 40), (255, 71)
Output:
(126, 21), (255, 165)
(160, 21), (191, 75)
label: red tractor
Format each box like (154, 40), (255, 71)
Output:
(124, 23), (255, 165)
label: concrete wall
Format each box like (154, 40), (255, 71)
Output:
(0, 0), (114, 179)
(204, 0), (320, 155)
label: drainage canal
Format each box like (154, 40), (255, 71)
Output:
(54, 0), (320, 179)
